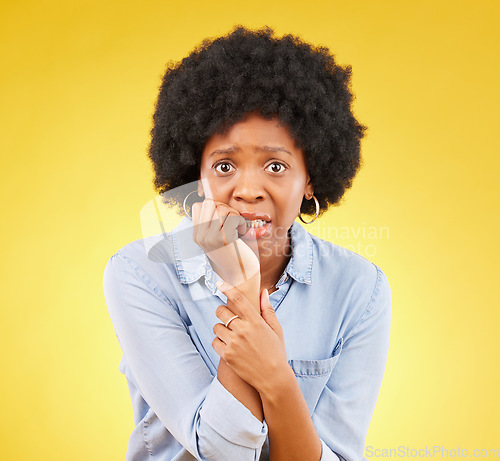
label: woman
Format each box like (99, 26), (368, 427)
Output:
(103, 26), (391, 461)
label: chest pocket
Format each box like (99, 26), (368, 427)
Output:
(288, 338), (343, 415)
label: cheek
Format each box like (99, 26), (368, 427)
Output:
(202, 177), (232, 202)
(275, 191), (303, 218)
(286, 177), (307, 200)
(199, 171), (219, 194)
(284, 182), (307, 216)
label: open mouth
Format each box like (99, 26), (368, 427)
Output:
(244, 219), (268, 228)
(240, 220), (272, 239)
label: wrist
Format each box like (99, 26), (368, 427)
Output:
(207, 241), (260, 286)
(233, 273), (261, 311)
(256, 361), (296, 403)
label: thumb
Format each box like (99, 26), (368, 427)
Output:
(260, 289), (280, 331)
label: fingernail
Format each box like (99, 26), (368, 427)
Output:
(264, 288), (269, 298)
(216, 280), (223, 288)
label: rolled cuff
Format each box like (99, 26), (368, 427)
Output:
(320, 439), (341, 461)
(200, 376), (268, 449)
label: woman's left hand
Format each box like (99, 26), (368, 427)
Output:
(212, 280), (289, 395)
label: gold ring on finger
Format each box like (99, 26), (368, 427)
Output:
(224, 315), (239, 329)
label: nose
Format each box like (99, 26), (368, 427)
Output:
(233, 170), (265, 203)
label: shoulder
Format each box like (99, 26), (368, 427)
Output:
(308, 230), (391, 325)
(309, 230), (378, 278)
(103, 232), (179, 298)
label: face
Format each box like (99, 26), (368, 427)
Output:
(198, 111), (314, 255)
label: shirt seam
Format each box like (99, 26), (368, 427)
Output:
(142, 419), (154, 458)
(344, 264), (384, 343)
(285, 222), (313, 284)
(292, 369), (335, 378)
(114, 252), (176, 311)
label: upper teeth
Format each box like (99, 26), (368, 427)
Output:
(245, 219), (267, 228)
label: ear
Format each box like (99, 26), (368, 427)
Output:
(304, 175), (314, 199)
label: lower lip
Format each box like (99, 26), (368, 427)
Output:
(240, 221), (272, 239)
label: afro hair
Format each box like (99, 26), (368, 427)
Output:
(148, 25), (366, 218)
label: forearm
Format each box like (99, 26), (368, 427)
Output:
(217, 360), (263, 422)
(259, 365), (322, 461)
(104, 253), (267, 460)
(216, 272), (263, 422)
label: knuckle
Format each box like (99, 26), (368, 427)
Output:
(215, 204), (226, 215)
(215, 202), (228, 210)
(233, 291), (245, 305)
(224, 347), (234, 362)
(233, 329), (243, 341)
(247, 317), (258, 328)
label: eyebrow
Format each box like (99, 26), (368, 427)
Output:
(208, 145), (293, 159)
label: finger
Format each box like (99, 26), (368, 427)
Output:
(215, 304), (242, 327)
(213, 203), (233, 229)
(201, 177), (215, 201)
(222, 211), (247, 241)
(212, 322), (233, 344)
(207, 203), (230, 245)
(260, 288), (283, 335)
(216, 280), (257, 319)
(198, 198), (216, 236)
(236, 214), (247, 236)
(211, 336), (226, 359)
(191, 201), (202, 241)
(191, 200), (204, 239)
(192, 201), (202, 223)
(209, 202), (247, 236)
(222, 204), (247, 235)
(220, 212), (245, 245)
(215, 204), (244, 229)
(206, 201), (237, 243)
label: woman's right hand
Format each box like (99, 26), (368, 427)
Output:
(191, 197), (261, 290)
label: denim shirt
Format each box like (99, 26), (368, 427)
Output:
(103, 216), (391, 461)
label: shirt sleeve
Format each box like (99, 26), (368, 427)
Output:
(103, 252), (268, 461)
(315, 265), (392, 461)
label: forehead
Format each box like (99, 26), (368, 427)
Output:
(202, 113), (301, 156)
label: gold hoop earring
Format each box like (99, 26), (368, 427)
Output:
(183, 190), (201, 219)
(298, 195), (320, 224)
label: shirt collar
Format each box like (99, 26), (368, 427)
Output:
(170, 216), (313, 287)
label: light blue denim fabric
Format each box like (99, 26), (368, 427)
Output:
(103, 216), (391, 461)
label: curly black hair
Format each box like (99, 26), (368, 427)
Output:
(148, 25), (366, 218)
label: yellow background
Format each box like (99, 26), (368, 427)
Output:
(1, 0), (498, 459)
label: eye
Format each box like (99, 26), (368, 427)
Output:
(265, 162), (287, 174)
(213, 162), (234, 175)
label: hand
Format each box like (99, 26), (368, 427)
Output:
(192, 198), (260, 288)
(212, 280), (289, 394)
